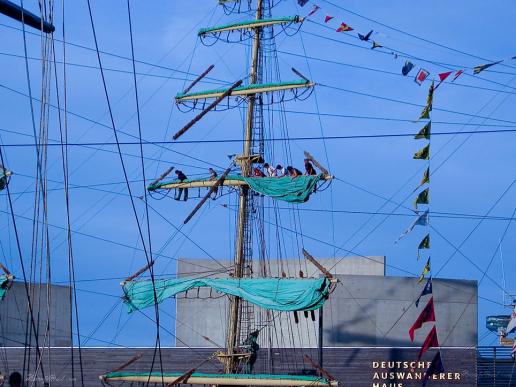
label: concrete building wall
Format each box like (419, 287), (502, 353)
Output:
(175, 258), (477, 348)
(324, 275), (477, 347)
(0, 282), (71, 347)
(176, 257), (386, 348)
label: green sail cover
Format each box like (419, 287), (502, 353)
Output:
(0, 274), (11, 300)
(123, 277), (330, 313)
(243, 174), (321, 203)
(149, 174), (321, 203)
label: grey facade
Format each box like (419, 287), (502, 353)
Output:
(0, 281), (71, 347)
(175, 258), (477, 349)
(176, 256), (386, 348)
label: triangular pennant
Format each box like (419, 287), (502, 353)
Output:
(418, 257), (431, 283)
(418, 234), (431, 250)
(414, 188), (430, 208)
(473, 60), (503, 74)
(415, 121), (431, 140)
(297, 0), (309, 6)
(426, 81), (434, 111)
(358, 30), (373, 41)
(336, 22), (353, 32)
(419, 105), (431, 120)
(417, 167), (430, 188)
(371, 41), (382, 50)
(307, 4), (320, 16)
(324, 15), (334, 23)
(396, 210), (429, 243)
(452, 69), (464, 82)
(438, 71), (453, 82)
(415, 277), (433, 307)
(435, 71), (452, 90)
(418, 325), (439, 361)
(422, 351), (444, 386)
(409, 296), (435, 341)
(413, 144), (430, 160)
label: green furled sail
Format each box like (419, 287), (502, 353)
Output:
(103, 371), (332, 385)
(244, 174), (321, 203)
(148, 174), (322, 203)
(123, 277), (330, 313)
(0, 274), (12, 300)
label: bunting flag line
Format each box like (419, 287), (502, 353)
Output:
(415, 69), (430, 86)
(452, 69), (464, 82)
(413, 144), (430, 160)
(415, 122), (431, 140)
(418, 257), (431, 283)
(409, 296), (435, 341)
(402, 60), (414, 76)
(473, 60), (503, 74)
(298, 0), (513, 91)
(415, 277), (432, 307)
(307, 4), (320, 16)
(418, 325), (439, 361)
(418, 234), (431, 250)
(422, 351), (445, 386)
(506, 304), (516, 334)
(414, 187), (429, 208)
(395, 210), (429, 243)
(336, 22), (353, 32)
(358, 30), (373, 41)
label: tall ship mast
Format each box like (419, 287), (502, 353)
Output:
(100, 0), (336, 385)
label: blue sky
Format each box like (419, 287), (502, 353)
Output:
(0, 0), (515, 348)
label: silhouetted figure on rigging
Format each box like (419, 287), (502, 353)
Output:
(174, 170), (188, 201)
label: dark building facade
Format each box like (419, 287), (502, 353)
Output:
(0, 346), (477, 387)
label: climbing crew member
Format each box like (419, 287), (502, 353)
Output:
(0, 165), (9, 191)
(263, 163), (276, 177)
(253, 167), (266, 177)
(275, 164), (286, 177)
(287, 166), (303, 177)
(209, 168), (218, 199)
(8, 372), (22, 387)
(174, 170), (189, 201)
(243, 330), (260, 373)
(304, 159), (317, 175)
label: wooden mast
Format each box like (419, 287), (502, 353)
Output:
(225, 0), (263, 374)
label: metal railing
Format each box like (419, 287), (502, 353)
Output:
(478, 346), (516, 386)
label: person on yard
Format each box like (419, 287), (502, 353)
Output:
(263, 163), (276, 177)
(286, 166), (302, 177)
(253, 167), (266, 177)
(209, 168), (218, 199)
(275, 164), (286, 177)
(304, 158), (317, 175)
(174, 170), (188, 201)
